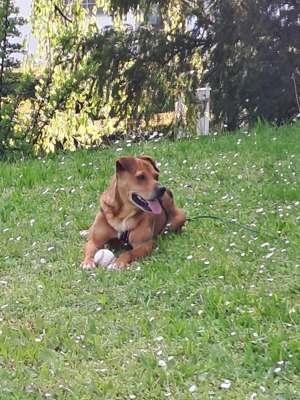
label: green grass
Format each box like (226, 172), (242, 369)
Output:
(1, 122), (300, 399)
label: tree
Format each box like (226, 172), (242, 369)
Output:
(66, 0), (296, 132)
(11, 0), (299, 155)
(23, 0), (204, 152)
(0, 0), (31, 154)
(26, 0), (108, 153)
(202, 0), (300, 130)
(73, 0), (204, 128)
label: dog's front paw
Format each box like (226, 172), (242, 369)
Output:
(80, 260), (96, 270)
(106, 263), (119, 271)
(106, 260), (127, 271)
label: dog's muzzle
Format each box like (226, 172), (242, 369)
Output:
(131, 184), (166, 214)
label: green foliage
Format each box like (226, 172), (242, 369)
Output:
(0, 0), (35, 155)
(202, 0), (300, 130)
(24, 0), (103, 153)
(2, 0), (299, 155)
(21, 0), (204, 153)
(68, 0), (204, 133)
(81, 24), (203, 126)
(84, 0), (300, 131)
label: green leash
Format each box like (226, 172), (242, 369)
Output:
(186, 215), (262, 235)
(186, 214), (289, 243)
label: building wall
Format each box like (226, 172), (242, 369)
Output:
(13, 0), (136, 61)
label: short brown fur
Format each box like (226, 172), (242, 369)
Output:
(80, 155), (186, 270)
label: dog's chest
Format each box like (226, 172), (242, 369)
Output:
(110, 213), (138, 237)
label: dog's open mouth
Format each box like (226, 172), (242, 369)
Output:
(131, 193), (162, 214)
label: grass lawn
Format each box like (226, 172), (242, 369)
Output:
(1, 122), (300, 399)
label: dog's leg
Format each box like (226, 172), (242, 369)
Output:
(168, 206), (186, 232)
(80, 213), (115, 270)
(81, 239), (104, 270)
(108, 227), (154, 269)
(109, 240), (154, 270)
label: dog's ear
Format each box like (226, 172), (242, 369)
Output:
(104, 176), (117, 206)
(138, 155), (159, 172)
(116, 157), (137, 174)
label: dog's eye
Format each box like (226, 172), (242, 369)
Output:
(137, 174), (146, 181)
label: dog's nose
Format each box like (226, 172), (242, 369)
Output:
(156, 185), (166, 198)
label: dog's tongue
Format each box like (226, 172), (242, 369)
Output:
(147, 199), (162, 214)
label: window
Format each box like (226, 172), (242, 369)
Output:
(82, 0), (104, 14)
(147, 5), (163, 30)
(64, 1), (104, 15)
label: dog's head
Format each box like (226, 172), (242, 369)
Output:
(116, 155), (165, 214)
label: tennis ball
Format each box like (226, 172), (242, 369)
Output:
(94, 249), (116, 267)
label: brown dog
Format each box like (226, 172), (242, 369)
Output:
(80, 155), (186, 270)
